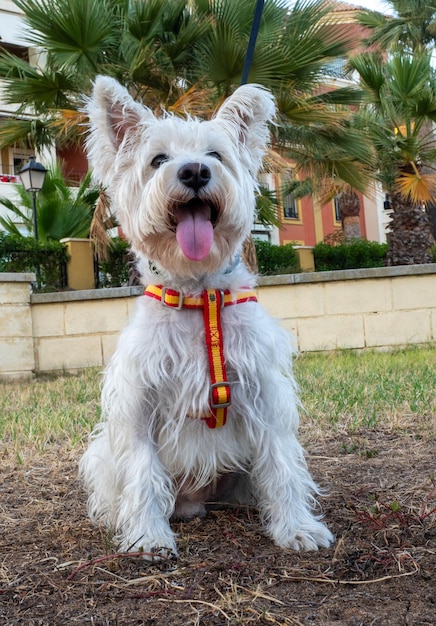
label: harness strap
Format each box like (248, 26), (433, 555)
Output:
(143, 284), (257, 428)
(143, 284), (257, 309)
(203, 289), (230, 428)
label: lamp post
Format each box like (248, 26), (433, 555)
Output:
(18, 157), (48, 241)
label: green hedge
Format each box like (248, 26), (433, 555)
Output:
(96, 237), (132, 287)
(0, 233), (68, 292)
(254, 239), (299, 275)
(313, 238), (388, 271)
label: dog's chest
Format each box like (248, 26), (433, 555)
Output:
(136, 299), (262, 414)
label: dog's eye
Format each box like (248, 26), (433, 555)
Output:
(151, 154), (169, 168)
(207, 151), (222, 162)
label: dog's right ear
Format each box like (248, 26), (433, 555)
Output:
(85, 76), (155, 184)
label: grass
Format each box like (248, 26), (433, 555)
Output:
(295, 346), (436, 437)
(0, 370), (101, 462)
(0, 346), (435, 462)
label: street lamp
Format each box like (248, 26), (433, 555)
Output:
(18, 157), (48, 241)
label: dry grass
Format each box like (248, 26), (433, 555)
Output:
(1, 347), (435, 625)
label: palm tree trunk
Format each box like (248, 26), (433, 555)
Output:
(342, 215), (361, 240)
(338, 187), (361, 240)
(242, 235), (258, 274)
(386, 192), (435, 265)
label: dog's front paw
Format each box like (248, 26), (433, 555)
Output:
(270, 520), (334, 551)
(140, 545), (178, 562)
(119, 529), (178, 561)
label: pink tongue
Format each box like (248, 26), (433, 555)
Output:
(175, 204), (214, 261)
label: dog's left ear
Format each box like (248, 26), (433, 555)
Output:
(213, 84), (276, 174)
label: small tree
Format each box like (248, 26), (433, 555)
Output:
(0, 163), (99, 241)
(349, 49), (436, 265)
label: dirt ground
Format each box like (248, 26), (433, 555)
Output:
(1, 429), (435, 626)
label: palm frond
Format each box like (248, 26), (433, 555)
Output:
(0, 117), (55, 150)
(14, 0), (121, 74)
(395, 171), (436, 203)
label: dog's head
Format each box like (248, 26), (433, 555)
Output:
(85, 76), (275, 277)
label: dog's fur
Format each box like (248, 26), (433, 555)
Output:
(79, 76), (334, 558)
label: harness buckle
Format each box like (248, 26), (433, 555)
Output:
(161, 287), (183, 310)
(210, 382), (232, 409)
(219, 290), (225, 308)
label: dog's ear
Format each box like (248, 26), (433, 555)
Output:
(213, 84), (276, 174)
(85, 76), (155, 184)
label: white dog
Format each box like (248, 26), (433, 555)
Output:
(79, 76), (333, 559)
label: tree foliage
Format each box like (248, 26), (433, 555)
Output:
(0, 164), (99, 240)
(0, 0), (372, 201)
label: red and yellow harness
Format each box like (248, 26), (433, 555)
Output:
(144, 285), (257, 428)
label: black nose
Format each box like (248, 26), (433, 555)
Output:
(178, 162), (211, 192)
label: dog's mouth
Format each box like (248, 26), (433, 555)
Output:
(171, 198), (218, 261)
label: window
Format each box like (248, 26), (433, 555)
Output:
(12, 150), (35, 175)
(282, 173), (298, 219)
(334, 196), (342, 222)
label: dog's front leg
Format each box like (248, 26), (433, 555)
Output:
(250, 419), (334, 551)
(93, 356), (177, 560)
(114, 436), (177, 560)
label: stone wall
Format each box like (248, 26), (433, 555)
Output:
(1, 265), (436, 380)
(0, 273), (36, 380)
(257, 265), (436, 351)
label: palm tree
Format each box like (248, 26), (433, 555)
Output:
(0, 164), (99, 240)
(0, 0), (209, 149)
(349, 48), (436, 265)
(356, 0), (436, 52)
(0, 0), (374, 261)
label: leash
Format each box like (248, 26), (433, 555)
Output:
(144, 285), (257, 428)
(241, 0), (265, 85)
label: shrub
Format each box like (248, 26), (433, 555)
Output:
(97, 237), (133, 287)
(313, 238), (388, 271)
(0, 232), (68, 292)
(254, 239), (299, 275)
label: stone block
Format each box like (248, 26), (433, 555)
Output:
(392, 275), (436, 310)
(101, 332), (121, 365)
(36, 335), (103, 371)
(364, 310), (432, 347)
(432, 310), (436, 340)
(0, 305), (33, 337)
(0, 281), (31, 304)
(298, 315), (365, 352)
(32, 303), (65, 337)
(258, 283), (324, 319)
(65, 299), (128, 335)
(324, 278), (392, 315)
(0, 337), (35, 374)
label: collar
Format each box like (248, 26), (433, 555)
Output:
(143, 285), (257, 428)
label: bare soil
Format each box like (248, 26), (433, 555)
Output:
(1, 429), (435, 625)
